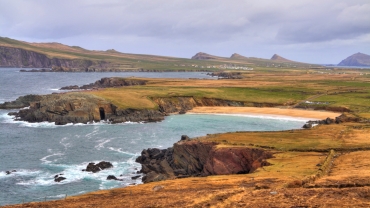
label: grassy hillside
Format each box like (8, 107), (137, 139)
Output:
(0, 37), (318, 71)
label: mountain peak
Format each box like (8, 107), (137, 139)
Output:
(338, 52), (370, 66)
(270, 54), (291, 62)
(230, 53), (247, 59)
(191, 52), (217, 60)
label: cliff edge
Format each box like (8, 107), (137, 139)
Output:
(136, 136), (273, 183)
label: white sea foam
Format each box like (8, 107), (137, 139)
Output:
(107, 147), (136, 156)
(40, 152), (65, 164)
(60, 137), (71, 150)
(0, 169), (42, 179)
(95, 139), (112, 150)
(16, 158), (141, 188)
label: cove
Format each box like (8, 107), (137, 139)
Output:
(0, 112), (307, 205)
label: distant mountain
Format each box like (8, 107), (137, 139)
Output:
(338, 53), (370, 66)
(230, 53), (246, 59)
(270, 54), (292, 62)
(191, 52), (224, 60)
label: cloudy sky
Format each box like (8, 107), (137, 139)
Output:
(0, 0), (369, 64)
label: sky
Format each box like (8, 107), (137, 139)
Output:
(0, 0), (369, 64)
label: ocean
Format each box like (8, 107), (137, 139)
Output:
(0, 69), (308, 205)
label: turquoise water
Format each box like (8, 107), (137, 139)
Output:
(0, 69), (308, 205)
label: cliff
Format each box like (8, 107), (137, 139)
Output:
(3, 94), (279, 125)
(6, 93), (165, 125)
(0, 46), (110, 70)
(136, 136), (273, 183)
(338, 52), (370, 66)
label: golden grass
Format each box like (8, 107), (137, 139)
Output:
(201, 123), (370, 151)
(315, 151), (370, 186)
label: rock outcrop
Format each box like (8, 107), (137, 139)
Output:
(60, 77), (147, 90)
(84, 161), (113, 173)
(302, 114), (361, 128)
(0, 94), (42, 109)
(338, 52), (370, 66)
(136, 137), (273, 183)
(8, 93), (165, 125)
(54, 174), (66, 182)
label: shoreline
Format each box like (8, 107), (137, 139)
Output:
(187, 107), (341, 120)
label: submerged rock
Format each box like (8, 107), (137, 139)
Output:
(54, 174), (66, 182)
(5, 170), (17, 175)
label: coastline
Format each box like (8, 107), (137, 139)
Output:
(187, 106), (341, 120)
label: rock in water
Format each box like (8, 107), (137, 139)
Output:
(131, 175), (141, 180)
(107, 175), (118, 180)
(85, 161), (113, 173)
(54, 177), (66, 182)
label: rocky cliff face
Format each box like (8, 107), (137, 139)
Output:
(3, 93), (280, 125)
(7, 93), (165, 125)
(0, 46), (110, 70)
(338, 52), (370, 66)
(136, 136), (273, 183)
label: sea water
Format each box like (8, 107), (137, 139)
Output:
(0, 69), (307, 205)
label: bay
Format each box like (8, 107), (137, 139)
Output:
(0, 69), (307, 205)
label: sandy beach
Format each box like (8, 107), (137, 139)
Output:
(187, 107), (341, 120)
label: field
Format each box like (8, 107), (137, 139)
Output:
(4, 64), (370, 207)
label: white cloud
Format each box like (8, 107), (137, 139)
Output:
(0, 0), (369, 63)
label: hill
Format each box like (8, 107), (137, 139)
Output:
(338, 52), (370, 66)
(270, 54), (292, 62)
(0, 37), (318, 71)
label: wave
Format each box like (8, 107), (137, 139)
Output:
(40, 151), (65, 164)
(0, 169), (42, 179)
(107, 147), (137, 156)
(1, 113), (145, 128)
(16, 159), (141, 188)
(94, 139), (112, 150)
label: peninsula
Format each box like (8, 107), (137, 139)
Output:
(2, 38), (370, 207)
